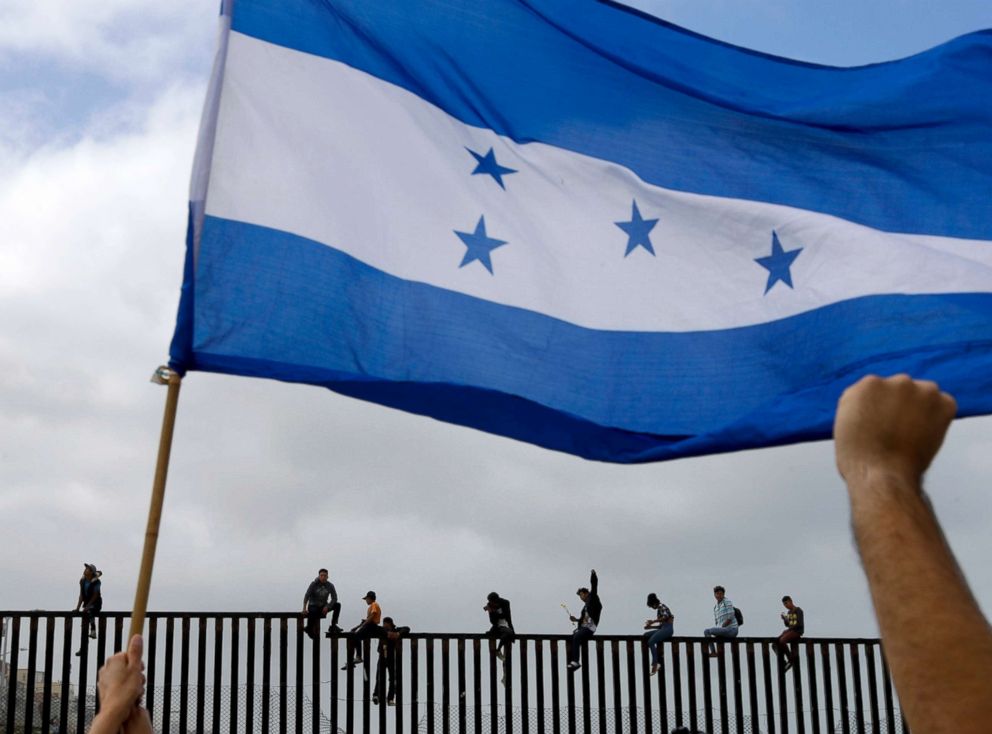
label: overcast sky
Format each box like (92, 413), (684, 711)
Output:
(2, 0), (991, 644)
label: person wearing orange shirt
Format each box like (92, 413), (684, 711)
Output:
(342, 590), (382, 669)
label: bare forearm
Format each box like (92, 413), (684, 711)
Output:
(850, 473), (992, 732)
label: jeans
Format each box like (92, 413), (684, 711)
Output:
(349, 622), (382, 662)
(704, 625), (738, 653)
(373, 652), (396, 701)
(486, 624), (515, 651)
(644, 623), (674, 665)
(568, 626), (595, 664)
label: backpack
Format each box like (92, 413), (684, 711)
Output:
(734, 607), (744, 626)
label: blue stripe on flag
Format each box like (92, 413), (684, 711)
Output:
(227, 0), (992, 240)
(173, 216), (992, 462)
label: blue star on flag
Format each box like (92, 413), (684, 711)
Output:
(614, 200), (659, 256)
(755, 231), (803, 294)
(454, 215), (508, 275)
(466, 147), (517, 189)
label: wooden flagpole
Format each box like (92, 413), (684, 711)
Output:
(129, 366), (183, 641)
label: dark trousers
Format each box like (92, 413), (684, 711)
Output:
(305, 602), (341, 639)
(82, 605), (101, 634)
(773, 629), (803, 665)
(349, 622), (381, 661)
(567, 626), (595, 664)
(486, 625), (515, 651)
(373, 653), (396, 701)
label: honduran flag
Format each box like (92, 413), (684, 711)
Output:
(169, 0), (992, 463)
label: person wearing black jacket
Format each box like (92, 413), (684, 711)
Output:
(567, 569), (601, 672)
(483, 592), (515, 660)
(373, 617), (409, 705)
(301, 568), (341, 640)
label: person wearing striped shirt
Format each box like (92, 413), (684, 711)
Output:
(703, 585), (738, 657)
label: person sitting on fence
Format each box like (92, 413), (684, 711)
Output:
(301, 567), (342, 640)
(87, 635), (152, 734)
(773, 595), (804, 671)
(483, 591), (515, 660)
(567, 569), (601, 672)
(74, 563), (103, 655)
(834, 375), (992, 732)
(643, 592), (674, 676)
(703, 585), (737, 657)
(373, 616), (410, 706)
(342, 590), (382, 669)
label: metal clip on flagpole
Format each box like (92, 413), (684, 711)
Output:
(129, 365), (183, 641)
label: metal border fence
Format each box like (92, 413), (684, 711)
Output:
(1, 612), (907, 733)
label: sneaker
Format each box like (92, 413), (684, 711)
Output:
(74, 650), (82, 657)
(495, 648), (505, 661)
(567, 662), (580, 672)
(387, 699), (396, 707)
(326, 625), (343, 635)
(372, 696), (379, 705)
(323, 629), (334, 638)
(89, 629), (97, 639)
(783, 661), (793, 672)
(650, 664), (660, 676)
(500, 675), (506, 686)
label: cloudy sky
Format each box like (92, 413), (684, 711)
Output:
(2, 0), (991, 644)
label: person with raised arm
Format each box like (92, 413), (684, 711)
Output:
(834, 374), (992, 732)
(567, 569), (601, 672)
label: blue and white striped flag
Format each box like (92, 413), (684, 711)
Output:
(169, 0), (992, 462)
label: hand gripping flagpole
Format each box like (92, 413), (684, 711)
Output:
(129, 365), (182, 640)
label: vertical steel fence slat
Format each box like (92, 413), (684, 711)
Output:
(657, 638), (669, 734)
(610, 640), (621, 734)
(865, 642), (881, 734)
(196, 616), (207, 732)
(702, 641), (714, 734)
(716, 640), (729, 734)
(114, 615), (124, 653)
(426, 636), (435, 734)
(246, 618), (257, 734)
(685, 640), (697, 733)
(441, 637), (450, 734)
(310, 627), (319, 734)
(580, 641), (591, 734)
(745, 641), (759, 734)
(504, 642), (514, 734)
(163, 617), (175, 734)
(231, 618), (240, 734)
(672, 639), (683, 729)
(457, 638), (467, 734)
(792, 640), (805, 734)
(565, 642), (576, 734)
(75, 615), (90, 734)
(23, 616), (38, 734)
(850, 643), (865, 734)
(820, 643), (834, 734)
(345, 634), (356, 734)
(626, 639), (638, 734)
(410, 638), (420, 734)
(214, 617), (224, 734)
(805, 641), (820, 734)
(760, 640), (775, 734)
(180, 616), (191, 734)
(363, 637), (372, 734)
(261, 618), (272, 734)
(520, 638), (530, 734)
(535, 639), (545, 734)
(59, 616), (73, 734)
(551, 639), (562, 734)
(595, 639), (607, 734)
(488, 639), (497, 734)
(95, 615), (108, 714)
(776, 642), (788, 734)
(472, 638), (482, 734)
(641, 636), (653, 734)
(280, 618), (289, 734)
(295, 618), (304, 734)
(731, 640), (744, 734)
(147, 617), (158, 720)
(379, 638), (388, 734)
(835, 642), (850, 734)
(395, 641), (404, 734)
(6, 617), (21, 733)
(330, 633), (339, 734)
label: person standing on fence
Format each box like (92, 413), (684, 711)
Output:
(74, 563), (102, 654)
(373, 616), (410, 706)
(301, 568), (342, 640)
(834, 375), (992, 731)
(343, 590), (382, 669)
(643, 592), (674, 675)
(703, 585), (738, 657)
(773, 595), (804, 671)
(567, 569), (601, 672)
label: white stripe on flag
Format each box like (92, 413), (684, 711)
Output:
(205, 32), (992, 333)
